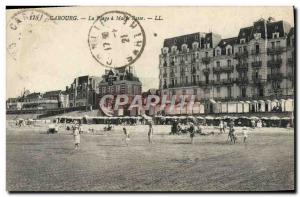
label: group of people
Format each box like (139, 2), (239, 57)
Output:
(67, 118), (248, 150)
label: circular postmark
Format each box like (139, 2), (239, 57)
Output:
(7, 9), (54, 61)
(88, 10), (146, 69)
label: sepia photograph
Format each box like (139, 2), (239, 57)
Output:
(6, 6), (295, 192)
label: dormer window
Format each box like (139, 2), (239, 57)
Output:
(171, 45), (177, 53)
(254, 33), (261, 40)
(181, 44), (188, 52)
(272, 32), (279, 39)
(216, 49), (221, 56)
(227, 48), (232, 55)
(192, 42), (199, 50)
(240, 39), (246, 44)
(162, 47), (169, 54)
(207, 43), (210, 48)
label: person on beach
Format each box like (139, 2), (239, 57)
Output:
(219, 120), (224, 134)
(242, 127), (248, 143)
(189, 122), (196, 144)
(73, 120), (81, 150)
(148, 121), (154, 144)
(123, 127), (130, 146)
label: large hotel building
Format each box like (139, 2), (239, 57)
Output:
(159, 18), (294, 113)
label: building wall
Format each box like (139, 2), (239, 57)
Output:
(159, 19), (294, 102)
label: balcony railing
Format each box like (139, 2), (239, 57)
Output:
(251, 61), (262, 68)
(213, 65), (234, 73)
(267, 59), (282, 68)
(191, 67), (197, 74)
(222, 78), (235, 84)
(236, 63), (248, 71)
(288, 57), (294, 66)
(267, 47), (285, 54)
(163, 73), (167, 77)
(234, 51), (248, 59)
(202, 67), (210, 74)
(251, 50), (260, 55)
(251, 75), (266, 84)
(202, 57), (211, 65)
(287, 72), (294, 81)
(267, 73), (284, 81)
(236, 77), (249, 85)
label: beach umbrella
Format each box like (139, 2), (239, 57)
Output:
(196, 116), (204, 119)
(281, 117), (291, 120)
(261, 117), (269, 120)
(215, 117), (222, 120)
(239, 116), (249, 119)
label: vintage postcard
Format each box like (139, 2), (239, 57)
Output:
(6, 6), (295, 192)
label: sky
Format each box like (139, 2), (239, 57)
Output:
(6, 6), (294, 99)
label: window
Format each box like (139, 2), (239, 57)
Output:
(194, 88), (198, 95)
(241, 87), (246, 98)
(276, 41), (280, 48)
(227, 60), (231, 66)
(239, 47), (242, 53)
(255, 44), (260, 53)
(273, 32), (279, 39)
(217, 74), (220, 81)
(217, 49), (221, 56)
(186, 76), (188, 84)
(240, 39), (245, 44)
(216, 61), (220, 67)
(205, 52), (208, 57)
(227, 48), (232, 55)
(227, 86), (232, 97)
(243, 46), (247, 52)
(217, 87), (220, 97)
(271, 42), (275, 49)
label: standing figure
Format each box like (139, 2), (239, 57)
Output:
(243, 127), (248, 143)
(219, 120), (224, 134)
(148, 121), (154, 144)
(189, 122), (196, 144)
(123, 127), (130, 146)
(73, 120), (81, 150)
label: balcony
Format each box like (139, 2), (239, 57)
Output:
(287, 72), (294, 81)
(288, 57), (294, 66)
(236, 77), (249, 85)
(162, 73), (167, 78)
(236, 63), (248, 71)
(267, 73), (284, 81)
(251, 61), (262, 68)
(251, 50), (260, 55)
(251, 75), (266, 84)
(234, 51), (248, 59)
(267, 47), (285, 54)
(170, 72), (175, 77)
(267, 59), (282, 68)
(170, 61), (175, 66)
(191, 67), (197, 74)
(213, 65), (234, 73)
(202, 57), (211, 65)
(202, 67), (210, 74)
(222, 78), (235, 85)
(213, 80), (222, 86)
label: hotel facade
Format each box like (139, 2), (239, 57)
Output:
(158, 18), (294, 114)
